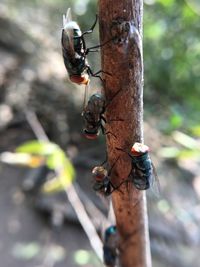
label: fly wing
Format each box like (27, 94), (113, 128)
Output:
(151, 164), (161, 198)
(61, 8), (75, 59)
(83, 82), (89, 111)
(64, 7), (72, 25)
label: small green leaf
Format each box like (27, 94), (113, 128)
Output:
(16, 140), (76, 192)
(46, 148), (66, 169)
(16, 140), (58, 156)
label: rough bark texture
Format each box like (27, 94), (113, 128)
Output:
(98, 0), (152, 266)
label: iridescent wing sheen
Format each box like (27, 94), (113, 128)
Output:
(62, 8), (75, 58)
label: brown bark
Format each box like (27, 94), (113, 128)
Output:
(98, 0), (152, 266)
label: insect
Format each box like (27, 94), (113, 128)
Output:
(92, 157), (123, 196)
(92, 165), (115, 196)
(61, 8), (107, 85)
(103, 225), (119, 267)
(117, 143), (158, 191)
(82, 93), (106, 139)
(129, 142), (153, 190)
(82, 89), (123, 139)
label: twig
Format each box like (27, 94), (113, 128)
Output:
(25, 109), (104, 262)
(25, 109), (49, 142)
(74, 182), (110, 226)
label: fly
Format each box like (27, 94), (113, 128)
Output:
(82, 89), (123, 139)
(92, 157), (123, 196)
(82, 93), (106, 139)
(61, 8), (109, 85)
(103, 225), (119, 267)
(117, 142), (159, 193)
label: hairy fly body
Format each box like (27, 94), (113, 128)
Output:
(82, 93), (106, 139)
(103, 225), (119, 267)
(61, 8), (107, 85)
(92, 156), (123, 196)
(92, 165), (114, 196)
(117, 143), (158, 191)
(129, 143), (153, 190)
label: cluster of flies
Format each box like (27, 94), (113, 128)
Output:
(61, 8), (157, 266)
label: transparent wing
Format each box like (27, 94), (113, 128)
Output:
(151, 164), (161, 198)
(63, 8), (72, 26)
(62, 8), (75, 58)
(82, 82), (90, 112)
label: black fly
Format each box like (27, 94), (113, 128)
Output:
(82, 93), (106, 139)
(61, 8), (109, 85)
(103, 225), (119, 267)
(117, 143), (159, 192)
(82, 89), (123, 139)
(92, 157), (123, 196)
(92, 165), (115, 196)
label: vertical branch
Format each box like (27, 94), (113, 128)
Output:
(98, 0), (152, 266)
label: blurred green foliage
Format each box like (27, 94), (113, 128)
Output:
(16, 140), (75, 193)
(143, 0), (200, 133)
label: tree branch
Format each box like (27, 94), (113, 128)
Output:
(99, 0), (152, 266)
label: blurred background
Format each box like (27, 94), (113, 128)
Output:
(0, 0), (200, 266)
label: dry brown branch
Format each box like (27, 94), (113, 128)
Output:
(99, 0), (152, 266)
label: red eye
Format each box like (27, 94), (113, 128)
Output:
(83, 133), (98, 140)
(70, 75), (89, 85)
(131, 142), (149, 156)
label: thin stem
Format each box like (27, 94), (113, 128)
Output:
(25, 109), (104, 262)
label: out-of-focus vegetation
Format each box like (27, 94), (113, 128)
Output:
(0, 0), (200, 267)
(144, 0), (200, 134)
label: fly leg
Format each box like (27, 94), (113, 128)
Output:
(109, 180), (124, 195)
(115, 147), (132, 158)
(101, 115), (106, 124)
(100, 116), (118, 139)
(79, 15), (98, 51)
(101, 125), (117, 139)
(87, 67), (111, 84)
(105, 88), (123, 109)
(107, 156), (120, 176)
(81, 14), (98, 36)
(101, 115), (124, 137)
(85, 38), (113, 54)
(106, 156), (122, 194)
(100, 153), (108, 166)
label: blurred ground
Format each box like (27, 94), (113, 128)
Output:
(0, 165), (97, 267)
(0, 1), (200, 267)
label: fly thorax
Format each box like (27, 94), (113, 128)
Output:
(84, 110), (95, 122)
(73, 27), (82, 37)
(92, 166), (108, 180)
